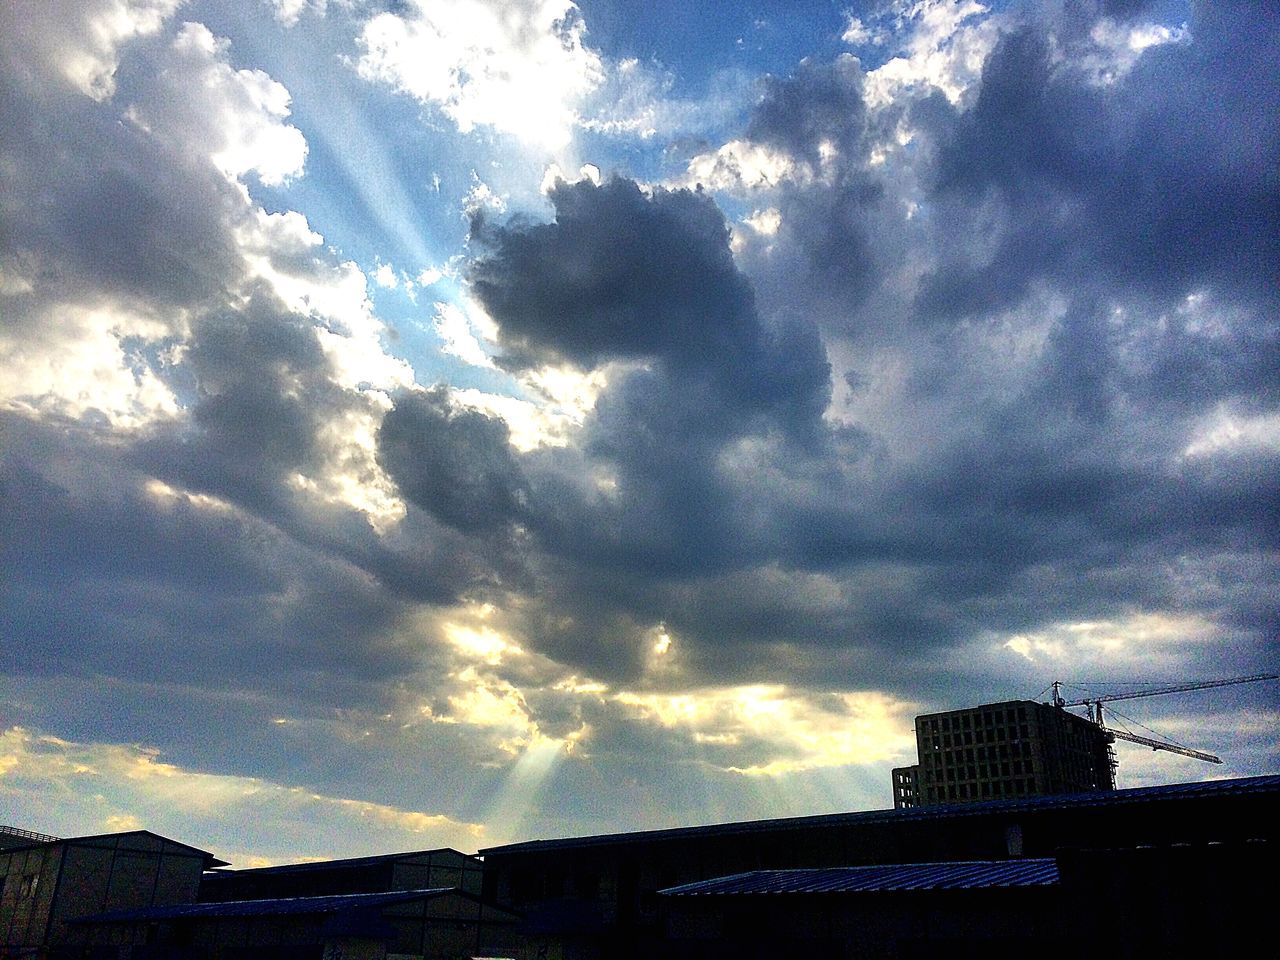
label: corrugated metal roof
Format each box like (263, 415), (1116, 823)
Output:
(480, 774), (1280, 855)
(659, 860), (1060, 896)
(78, 888), (458, 923)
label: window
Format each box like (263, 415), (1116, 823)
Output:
(19, 874), (39, 899)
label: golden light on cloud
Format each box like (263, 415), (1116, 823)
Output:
(443, 621), (524, 665)
(613, 685), (915, 777)
(998, 611), (1217, 668)
(0, 726), (485, 856)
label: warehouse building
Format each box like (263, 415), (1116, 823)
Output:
(199, 848), (484, 902)
(657, 838), (1268, 959)
(77, 886), (520, 960)
(479, 774), (1279, 960)
(79, 848), (519, 960)
(0, 828), (224, 958)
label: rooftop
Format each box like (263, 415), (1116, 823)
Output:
(481, 774), (1280, 855)
(203, 847), (477, 879)
(0, 829), (227, 867)
(79, 888), (463, 923)
(659, 859), (1061, 896)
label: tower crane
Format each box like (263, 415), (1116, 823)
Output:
(1047, 673), (1278, 765)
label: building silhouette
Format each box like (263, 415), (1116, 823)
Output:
(4, 773), (1276, 958)
(0, 829), (224, 957)
(892, 699), (1114, 808)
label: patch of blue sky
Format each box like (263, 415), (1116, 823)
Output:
(578, 0), (857, 95)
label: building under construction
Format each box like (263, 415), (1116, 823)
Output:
(892, 700), (1114, 808)
(892, 675), (1277, 808)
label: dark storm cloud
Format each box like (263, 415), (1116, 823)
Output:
(378, 387), (529, 534)
(0, 76), (246, 324)
(472, 178), (763, 375)
(742, 56), (887, 310)
(466, 176), (830, 581)
(417, 6), (1280, 697)
(920, 2), (1280, 321)
(746, 56), (867, 166)
(0, 414), (415, 692)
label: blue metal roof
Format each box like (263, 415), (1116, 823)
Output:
(78, 888), (458, 923)
(659, 859), (1060, 896)
(480, 774), (1280, 855)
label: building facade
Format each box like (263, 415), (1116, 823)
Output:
(894, 700), (1114, 808)
(0, 829), (223, 959)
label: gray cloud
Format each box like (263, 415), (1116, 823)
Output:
(921, 3), (1280, 321)
(379, 387), (529, 535)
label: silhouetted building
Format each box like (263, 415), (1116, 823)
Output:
(199, 848), (484, 902)
(77, 886), (520, 960)
(657, 839), (1269, 959)
(659, 860), (1062, 958)
(893, 700), (1114, 808)
(0, 827), (60, 853)
(73, 847), (517, 960)
(0, 828), (224, 959)
(479, 774), (1280, 960)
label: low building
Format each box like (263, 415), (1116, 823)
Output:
(895, 699), (1114, 807)
(0, 828), (225, 959)
(658, 860), (1061, 958)
(657, 838), (1269, 959)
(479, 774), (1279, 960)
(73, 847), (516, 960)
(77, 886), (521, 960)
(199, 848), (484, 902)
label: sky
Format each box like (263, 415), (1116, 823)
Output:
(1, 0), (1277, 867)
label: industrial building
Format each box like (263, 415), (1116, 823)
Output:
(0, 827), (224, 958)
(479, 774), (1279, 959)
(77, 848), (519, 960)
(657, 839), (1268, 959)
(79, 886), (519, 960)
(199, 848), (485, 902)
(891, 699), (1115, 808)
(5, 770), (1277, 958)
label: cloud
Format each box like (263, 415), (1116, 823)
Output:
(0, 0), (181, 100)
(129, 22), (308, 187)
(921, 3), (1280, 320)
(356, 0), (604, 150)
(0, 726), (485, 862)
(2, 0), (1277, 857)
(378, 387), (529, 535)
(856, 0), (1001, 108)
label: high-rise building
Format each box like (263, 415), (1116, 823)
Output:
(892, 699), (1114, 808)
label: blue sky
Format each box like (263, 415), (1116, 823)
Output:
(1, 0), (1277, 866)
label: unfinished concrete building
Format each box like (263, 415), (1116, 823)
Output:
(892, 699), (1114, 808)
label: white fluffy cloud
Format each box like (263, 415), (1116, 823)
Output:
(356, 0), (604, 149)
(129, 22), (308, 186)
(0, 302), (181, 427)
(856, 0), (1000, 108)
